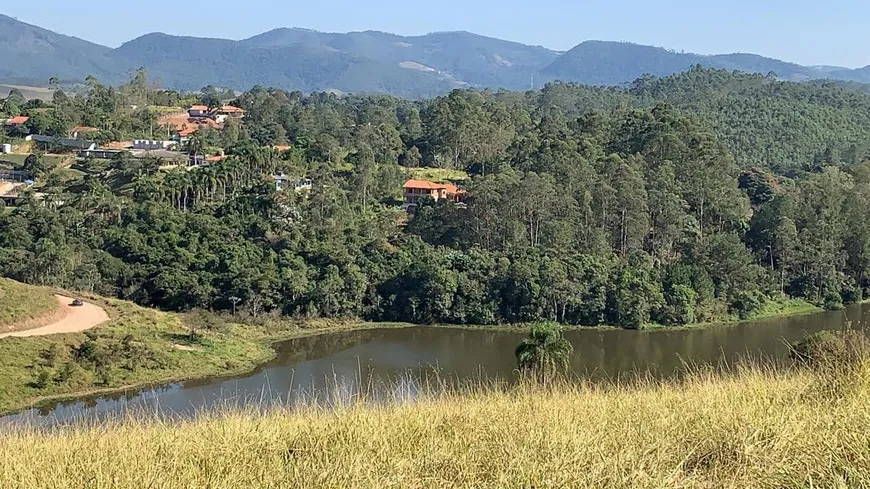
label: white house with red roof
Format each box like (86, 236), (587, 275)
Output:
(402, 179), (465, 211)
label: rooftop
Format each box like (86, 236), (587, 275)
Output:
(218, 105), (245, 114)
(5, 116), (29, 125)
(403, 179), (446, 190)
(403, 179), (464, 194)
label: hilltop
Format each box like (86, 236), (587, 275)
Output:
(2, 14), (870, 96)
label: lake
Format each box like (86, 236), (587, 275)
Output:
(5, 303), (870, 424)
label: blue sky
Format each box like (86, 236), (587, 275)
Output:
(4, 0), (869, 67)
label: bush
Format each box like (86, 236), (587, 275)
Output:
(791, 330), (870, 371)
(823, 290), (844, 311)
(183, 309), (229, 333)
(732, 290), (763, 319)
(32, 368), (53, 389)
(840, 278), (861, 305)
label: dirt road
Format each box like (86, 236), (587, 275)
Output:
(0, 295), (109, 339)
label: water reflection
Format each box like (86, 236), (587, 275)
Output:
(5, 303), (869, 425)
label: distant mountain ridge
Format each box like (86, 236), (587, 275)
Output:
(1, 14), (869, 97)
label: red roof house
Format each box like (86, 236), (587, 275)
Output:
(5, 116), (29, 126)
(402, 179), (465, 209)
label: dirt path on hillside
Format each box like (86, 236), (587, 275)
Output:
(0, 295), (109, 339)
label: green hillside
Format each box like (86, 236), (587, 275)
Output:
(0, 278), (58, 329)
(530, 67), (870, 170)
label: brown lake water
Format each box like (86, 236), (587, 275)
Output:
(5, 303), (870, 425)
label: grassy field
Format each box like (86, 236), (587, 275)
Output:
(407, 167), (469, 183)
(0, 153), (74, 168)
(0, 278), (59, 329)
(2, 364), (869, 488)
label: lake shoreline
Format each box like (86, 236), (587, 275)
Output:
(0, 298), (827, 418)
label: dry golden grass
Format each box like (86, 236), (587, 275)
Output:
(3, 365), (870, 488)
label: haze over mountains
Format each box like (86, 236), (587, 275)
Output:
(2, 13), (869, 97)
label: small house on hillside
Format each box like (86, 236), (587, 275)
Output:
(188, 105), (244, 122)
(26, 134), (96, 151)
(133, 140), (176, 150)
(188, 105), (210, 118)
(187, 105), (210, 117)
(273, 173), (312, 192)
(402, 179), (465, 211)
(0, 168), (28, 183)
(4, 116), (29, 126)
(213, 105), (245, 123)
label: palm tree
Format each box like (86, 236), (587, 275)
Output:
(515, 325), (574, 382)
(187, 134), (204, 166)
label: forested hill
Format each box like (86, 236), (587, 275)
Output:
(2, 67), (870, 328)
(3, 14), (870, 96)
(531, 67), (870, 170)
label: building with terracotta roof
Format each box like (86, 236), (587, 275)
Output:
(177, 125), (199, 138)
(402, 179), (466, 211)
(5, 116), (29, 126)
(188, 105), (210, 118)
(217, 105), (244, 116)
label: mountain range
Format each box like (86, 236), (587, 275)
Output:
(2, 13), (870, 98)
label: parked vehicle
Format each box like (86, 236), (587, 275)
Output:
(71, 298), (84, 307)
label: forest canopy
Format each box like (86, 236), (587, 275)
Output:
(2, 66), (870, 328)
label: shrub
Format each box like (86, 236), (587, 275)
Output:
(823, 290), (844, 311)
(183, 309), (229, 333)
(32, 368), (53, 389)
(840, 278), (861, 305)
(732, 290), (763, 319)
(791, 330), (870, 371)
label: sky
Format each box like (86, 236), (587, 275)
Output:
(4, 0), (870, 68)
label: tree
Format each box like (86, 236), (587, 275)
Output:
(22, 153), (49, 179)
(515, 324), (574, 381)
(6, 88), (25, 106)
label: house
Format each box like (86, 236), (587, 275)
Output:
(133, 140), (176, 150)
(80, 149), (124, 159)
(70, 126), (99, 138)
(0, 168), (29, 183)
(177, 125), (199, 140)
(5, 116), (29, 126)
(188, 105), (210, 118)
(402, 179), (465, 211)
(26, 134), (96, 151)
(0, 180), (33, 206)
(273, 173), (312, 192)
(213, 105), (245, 123)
